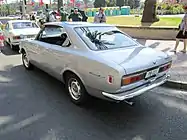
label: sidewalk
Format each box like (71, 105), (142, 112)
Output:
(136, 39), (187, 90)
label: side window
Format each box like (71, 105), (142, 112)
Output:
(37, 25), (71, 46)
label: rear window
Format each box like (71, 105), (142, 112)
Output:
(0, 19), (10, 24)
(12, 22), (38, 29)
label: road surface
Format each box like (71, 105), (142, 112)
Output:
(0, 46), (187, 140)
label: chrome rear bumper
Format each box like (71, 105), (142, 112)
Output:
(102, 74), (170, 101)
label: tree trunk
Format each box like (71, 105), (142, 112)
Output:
(141, 0), (159, 23)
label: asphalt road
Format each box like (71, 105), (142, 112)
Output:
(0, 46), (187, 140)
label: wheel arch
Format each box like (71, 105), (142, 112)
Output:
(61, 68), (86, 87)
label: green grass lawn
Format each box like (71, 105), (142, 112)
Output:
(88, 16), (181, 27)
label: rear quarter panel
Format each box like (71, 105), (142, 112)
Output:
(61, 50), (125, 93)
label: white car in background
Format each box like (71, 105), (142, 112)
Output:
(3, 20), (40, 50)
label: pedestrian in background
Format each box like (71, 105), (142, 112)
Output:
(78, 9), (88, 22)
(0, 29), (4, 52)
(173, 5), (187, 53)
(68, 8), (82, 22)
(45, 9), (50, 22)
(60, 7), (68, 21)
(49, 11), (57, 22)
(94, 7), (106, 23)
(31, 13), (36, 21)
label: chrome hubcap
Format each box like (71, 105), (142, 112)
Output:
(68, 78), (81, 100)
(23, 54), (29, 68)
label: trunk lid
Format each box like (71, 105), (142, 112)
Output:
(97, 46), (169, 74)
(12, 28), (40, 36)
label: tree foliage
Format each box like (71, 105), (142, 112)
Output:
(124, 0), (140, 9)
(116, 0), (124, 7)
(94, 0), (105, 8)
(106, 0), (116, 7)
(0, 4), (16, 16)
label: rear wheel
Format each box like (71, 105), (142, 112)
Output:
(65, 73), (89, 105)
(22, 51), (33, 70)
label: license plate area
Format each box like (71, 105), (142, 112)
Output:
(145, 68), (159, 79)
(27, 35), (34, 38)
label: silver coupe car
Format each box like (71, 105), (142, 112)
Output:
(19, 22), (172, 105)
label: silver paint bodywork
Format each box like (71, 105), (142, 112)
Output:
(19, 22), (172, 101)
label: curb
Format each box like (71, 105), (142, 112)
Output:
(162, 80), (187, 91)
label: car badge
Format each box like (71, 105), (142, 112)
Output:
(153, 61), (157, 65)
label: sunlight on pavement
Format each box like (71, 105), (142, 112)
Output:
(0, 75), (12, 82)
(0, 116), (14, 126)
(0, 113), (46, 135)
(154, 95), (187, 113)
(151, 88), (187, 101)
(40, 129), (61, 140)
(132, 135), (144, 140)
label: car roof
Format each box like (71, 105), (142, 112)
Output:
(44, 22), (114, 28)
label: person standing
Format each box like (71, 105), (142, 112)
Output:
(94, 7), (106, 23)
(31, 13), (36, 21)
(78, 9), (88, 22)
(0, 29), (4, 53)
(68, 8), (82, 22)
(49, 11), (57, 22)
(60, 7), (68, 21)
(173, 5), (187, 53)
(38, 10), (46, 27)
(45, 9), (50, 22)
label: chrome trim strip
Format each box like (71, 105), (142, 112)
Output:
(102, 75), (170, 101)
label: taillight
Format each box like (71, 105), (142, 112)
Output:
(121, 72), (145, 86)
(159, 62), (172, 73)
(13, 36), (20, 40)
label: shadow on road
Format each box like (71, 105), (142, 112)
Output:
(136, 39), (161, 48)
(0, 64), (187, 140)
(1, 45), (19, 56)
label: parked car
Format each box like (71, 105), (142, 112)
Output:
(0, 17), (18, 30)
(3, 20), (40, 50)
(19, 22), (172, 105)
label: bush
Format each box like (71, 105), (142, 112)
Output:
(156, 3), (184, 15)
(130, 9), (143, 15)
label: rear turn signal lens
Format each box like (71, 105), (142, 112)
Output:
(122, 73), (144, 86)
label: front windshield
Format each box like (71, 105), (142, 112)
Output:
(12, 22), (38, 29)
(75, 26), (138, 50)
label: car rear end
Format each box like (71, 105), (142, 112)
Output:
(102, 61), (172, 102)
(10, 21), (40, 47)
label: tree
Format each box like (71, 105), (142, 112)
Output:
(116, 0), (124, 7)
(134, 0), (140, 8)
(125, 0), (134, 9)
(106, 0), (116, 7)
(141, 0), (159, 22)
(94, 0), (105, 8)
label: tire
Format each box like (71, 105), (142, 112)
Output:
(22, 51), (33, 70)
(65, 73), (89, 105)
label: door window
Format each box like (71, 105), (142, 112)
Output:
(37, 25), (70, 47)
